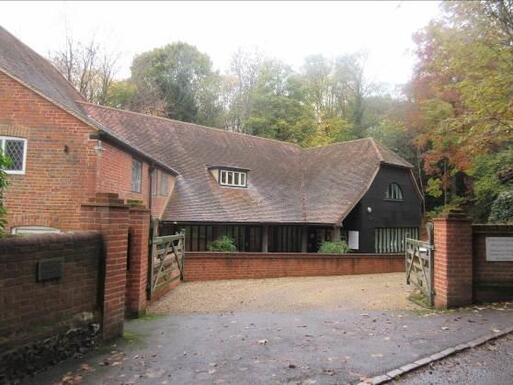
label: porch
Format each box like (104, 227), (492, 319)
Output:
(159, 223), (341, 253)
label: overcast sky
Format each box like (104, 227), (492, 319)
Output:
(1, 1), (441, 89)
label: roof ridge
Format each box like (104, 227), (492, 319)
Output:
(0, 26), (86, 104)
(78, 101), (303, 150)
(369, 137), (385, 162)
(304, 137), (374, 151)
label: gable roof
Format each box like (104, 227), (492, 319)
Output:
(82, 103), (414, 225)
(0, 26), (177, 175)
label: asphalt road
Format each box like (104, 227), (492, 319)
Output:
(392, 334), (513, 385)
(24, 305), (513, 385)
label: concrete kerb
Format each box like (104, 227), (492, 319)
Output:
(355, 325), (513, 385)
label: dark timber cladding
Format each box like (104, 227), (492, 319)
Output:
(342, 165), (422, 253)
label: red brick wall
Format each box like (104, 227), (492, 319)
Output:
(472, 225), (513, 302)
(0, 231), (102, 350)
(184, 252), (404, 281)
(0, 72), (97, 231)
(433, 214), (473, 308)
(126, 206), (150, 316)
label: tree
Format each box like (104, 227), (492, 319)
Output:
(407, 1), (513, 215)
(51, 33), (118, 104)
(129, 42), (223, 125)
(0, 153), (10, 235)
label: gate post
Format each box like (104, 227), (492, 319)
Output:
(81, 193), (129, 340)
(126, 204), (151, 317)
(433, 209), (473, 309)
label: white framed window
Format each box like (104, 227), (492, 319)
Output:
(160, 173), (169, 196)
(0, 136), (27, 174)
(151, 169), (158, 196)
(131, 159), (142, 193)
(385, 183), (403, 201)
(219, 169), (247, 187)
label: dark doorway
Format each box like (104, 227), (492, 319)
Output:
(306, 227), (332, 252)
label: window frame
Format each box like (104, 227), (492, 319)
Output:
(218, 169), (247, 188)
(385, 182), (404, 201)
(159, 172), (169, 196)
(131, 158), (143, 193)
(0, 136), (27, 175)
(151, 169), (158, 196)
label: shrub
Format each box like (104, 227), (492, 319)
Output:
(318, 240), (350, 254)
(488, 191), (513, 224)
(207, 235), (237, 252)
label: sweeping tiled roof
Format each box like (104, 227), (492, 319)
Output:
(1, 25), (414, 225)
(81, 103), (413, 224)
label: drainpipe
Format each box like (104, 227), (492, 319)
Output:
(148, 163), (155, 214)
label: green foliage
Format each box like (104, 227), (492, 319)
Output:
(489, 191), (513, 224)
(425, 178), (443, 198)
(105, 80), (137, 109)
(0, 153), (10, 236)
(207, 235), (237, 252)
(318, 240), (350, 254)
(469, 147), (513, 221)
(130, 42), (223, 125)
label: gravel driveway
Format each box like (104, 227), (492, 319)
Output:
(150, 273), (417, 314)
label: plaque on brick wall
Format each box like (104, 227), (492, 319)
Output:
(486, 237), (513, 261)
(37, 258), (64, 281)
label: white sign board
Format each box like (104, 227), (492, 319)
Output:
(486, 237), (513, 261)
(348, 231), (359, 250)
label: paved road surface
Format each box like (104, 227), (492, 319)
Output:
(392, 334), (513, 385)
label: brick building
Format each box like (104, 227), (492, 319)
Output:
(0, 26), (422, 252)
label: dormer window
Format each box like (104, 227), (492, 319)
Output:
(385, 183), (403, 201)
(219, 169), (247, 187)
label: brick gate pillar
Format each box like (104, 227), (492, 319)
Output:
(81, 193), (129, 340)
(126, 204), (151, 316)
(433, 209), (473, 309)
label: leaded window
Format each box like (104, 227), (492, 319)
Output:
(0, 136), (27, 174)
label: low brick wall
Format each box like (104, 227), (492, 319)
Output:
(184, 252), (404, 281)
(0, 231), (103, 381)
(473, 225), (513, 303)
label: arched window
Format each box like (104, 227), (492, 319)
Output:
(386, 183), (403, 201)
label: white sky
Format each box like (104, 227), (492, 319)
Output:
(1, 1), (442, 88)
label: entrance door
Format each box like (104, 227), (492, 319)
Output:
(307, 227), (332, 252)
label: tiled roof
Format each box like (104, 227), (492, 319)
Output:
(0, 26), (414, 225)
(0, 26), (89, 121)
(0, 26), (177, 174)
(82, 103), (413, 225)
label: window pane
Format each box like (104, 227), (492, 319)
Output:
(160, 174), (168, 195)
(132, 159), (142, 192)
(234, 172), (239, 185)
(151, 170), (158, 195)
(241, 173), (246, 186)
(5, 140), (24, 171)
(227, 171), (233, 185)
(220, 170), (226, 184)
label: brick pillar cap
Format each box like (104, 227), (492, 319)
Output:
(433, 208), (471, 222)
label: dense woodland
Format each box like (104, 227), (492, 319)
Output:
(51, 1), (513, 223)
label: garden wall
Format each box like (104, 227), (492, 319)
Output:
(472, 225), (513, 302)
(0, 231), (103, 381)
(184, 252), (404, 281)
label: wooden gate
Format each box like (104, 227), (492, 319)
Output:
(405, 238), (434, 306)
(148, 229), (185, 300)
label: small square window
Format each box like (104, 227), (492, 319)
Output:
(0, 137), (27, 174)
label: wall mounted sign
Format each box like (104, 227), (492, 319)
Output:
(37, 258), (64, 281)
(485, 237), (513, 261)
